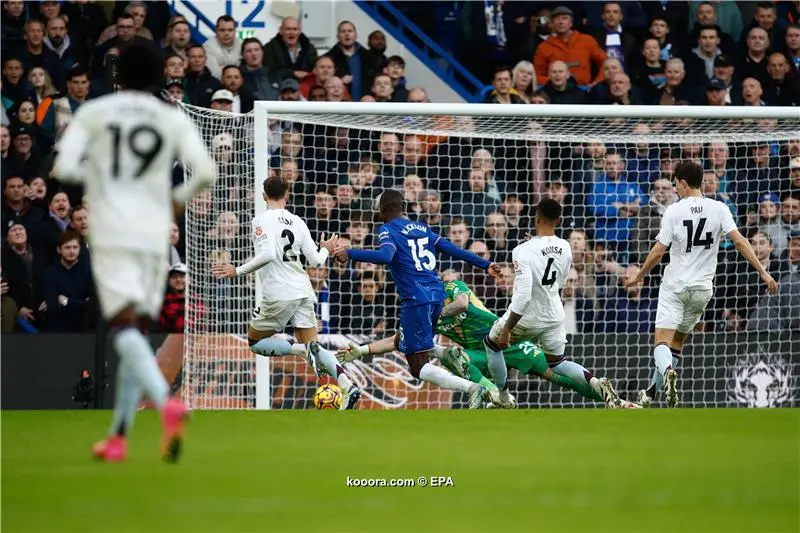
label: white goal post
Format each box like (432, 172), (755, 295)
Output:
(180, 100), (800, 410)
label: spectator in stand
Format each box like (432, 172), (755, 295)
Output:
(3, 221), (47, 329)
(451, 169), (499, 230)
(684, 24), (724, 86)
(710, 54), (741, 105)
(36, 189), (71, 266)
(547, 180), (583, 239)
(511, 61), (535, 103)
(371, 73), (394, 102)
(70, 204), (90, 258)
(308, 187), (339, 238)
(738, 27), (770, 82)
(420, 190), (446, 235)
(164, 77), (184, 103)
(376, 132), (403, 186)
(41, 65), (89, 144)
(605, 72), (640, 105)
(646, 16), (681, 61)
(643, 1), (690, 40)
(399, 134), (428, 179)
(688, 2), (739, 56)
(788, 157), (800, 195)
(367, 30), (388, 67)
(27, 66), (59, 111)
(588, 57), (622, 103)
(2, 175), (44, 231)
(631, 177), (676, 263)
(741, 2), (786, 47)
(43, 230), (93, 332)
(209, 89), (233, 112)
(44, 16), (79, 88)
(97, 2), (152, 44)
(239, 38), (279, 102)
(220, 66), (254, 113)
(718, 231), (786, 331)
(501, 194), (529, 243)
(161, 20), (193, 60)
(345, 272), (387, 336)
(630, 38), (665, 101)
(703, 77), (729, 105)
(203, 15), (242, 80)
(734, 142), (782, 212)
(277, 78), (301, 102)
(484, 66), (524, 104)
(786, 24), (800, 76)
(14, 100), (50, 154)
(159, 263), (189, 333)
(747, 231), (800, 332)
(741, 77), (766, 106)
(185, 45), (222, 108)
(324, 76), (349, 102)
(92, 13), (150, 79)
(762, 193), (800, 260)
(60, 0), (108, 68)
(534, 6), (607, 87)
(764, 52), (800, 105)
(15, 20), (62, 90)
(263, 16), (318, 83)
(588, 2), (637, 70)
(3, 57), (36, 105)
(483, 211), (512, 263)
(589, 150), (646, 252)
(326, 21), (379, 101)
(541, 60), (587, 105)
(382, 55), (408, 102)
(401, 173), (425, 220)
(602, 264), (656, 333)
(624, 124), (659, 191)
(1, 0), (26, 53)
(447, 218), (471, 250)
(300, 56), (346, 100)
(10, 125), (40, 181)
(647, 58), (697, 105)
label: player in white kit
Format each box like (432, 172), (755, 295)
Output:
(52, 45), (218, 462)
(211, 176), (362, 409)
(485, 199), (624, 408)
(626, 161), (779, 407)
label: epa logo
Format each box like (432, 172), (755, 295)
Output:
(728, 351), (794, 408)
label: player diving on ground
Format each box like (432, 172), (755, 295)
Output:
(339, 273), (630, 408)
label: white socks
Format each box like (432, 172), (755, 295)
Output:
(484, 340), (508, 389)
(552, 360), (591, 385)
(314, 344), (353, 391)
(109, 359), (142, 437)
(653, 343), (674, 391)
(113, 328), (169, 411)
(419, 363), (473, 393)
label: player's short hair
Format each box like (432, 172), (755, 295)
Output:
(674, 161), (704, 188)
(58, 229), (81, 247)
(117, 44), (162, 91)
(536, 198), (563, 222)
(378, 189), (404, 216)
(264, 176), (289, 200)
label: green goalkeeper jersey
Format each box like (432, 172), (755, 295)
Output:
(436, 280), (499, 351)
(465, 341), (545, 376)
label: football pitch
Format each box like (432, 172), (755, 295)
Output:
(2, 409), (798, 533)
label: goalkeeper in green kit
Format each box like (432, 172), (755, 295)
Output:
(338, 272), (630, 408)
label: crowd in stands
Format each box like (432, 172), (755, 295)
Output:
(1, 1), (799, 337)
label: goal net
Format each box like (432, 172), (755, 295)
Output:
(179, 101), (800, 410)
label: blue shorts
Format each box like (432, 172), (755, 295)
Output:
(398, 302), (443, 355)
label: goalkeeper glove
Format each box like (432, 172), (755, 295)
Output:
(336, 341), (369, 364)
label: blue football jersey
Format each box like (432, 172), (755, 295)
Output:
(377, 218), (446, 305)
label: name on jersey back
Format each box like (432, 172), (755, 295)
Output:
(401, 223), (428, 235)
(541, 245), (564, 256)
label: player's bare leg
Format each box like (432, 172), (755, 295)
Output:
(640, 328), (685, 408)
(406, 345), (487, 409)
(545, 354), (623, 408)
(94, 305), (185, 463)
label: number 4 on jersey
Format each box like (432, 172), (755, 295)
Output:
(682, 218), (714, 253)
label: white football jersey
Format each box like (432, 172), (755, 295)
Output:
(250, 208), (328, 302)
(53, 92), (215, 255)
(656, 196), (737, 293)
(510, 235), (573, 327)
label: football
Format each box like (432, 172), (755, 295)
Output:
(313, 383), (343, 410)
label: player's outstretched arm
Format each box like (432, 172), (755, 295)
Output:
(336, 336), (397, 362)
(441, 293), (469, 318)
(624, 241), (667, 288)
(729, 230), (779, 294)
(434, 237), (491, 271)
(212, 220), (276, 278)
(341, 243), (396, 265)
(300, 228), (337, 267)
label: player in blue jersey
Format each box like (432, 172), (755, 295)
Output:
(333, 190), (502, 408)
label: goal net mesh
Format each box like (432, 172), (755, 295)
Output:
(178, 101), (800, 410)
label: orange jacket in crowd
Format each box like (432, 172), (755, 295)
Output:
(534, 31), (608, 87)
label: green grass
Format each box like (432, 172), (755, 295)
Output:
(2, 410), (798, 533)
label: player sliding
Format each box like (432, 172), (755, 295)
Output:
(53, 44), (217, 462)
(625, 161), (778, 407)
(338, 272), (628, 408)
(485, 199), (623, 408)
(212, 176), (362, 410)
(334, 190), (502, 408)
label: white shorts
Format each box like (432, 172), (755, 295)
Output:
(655, 288), (713, 334)
(250, 297), (317, 332)
(489, 311), (568, 356)
(91, 248), (168, 320)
